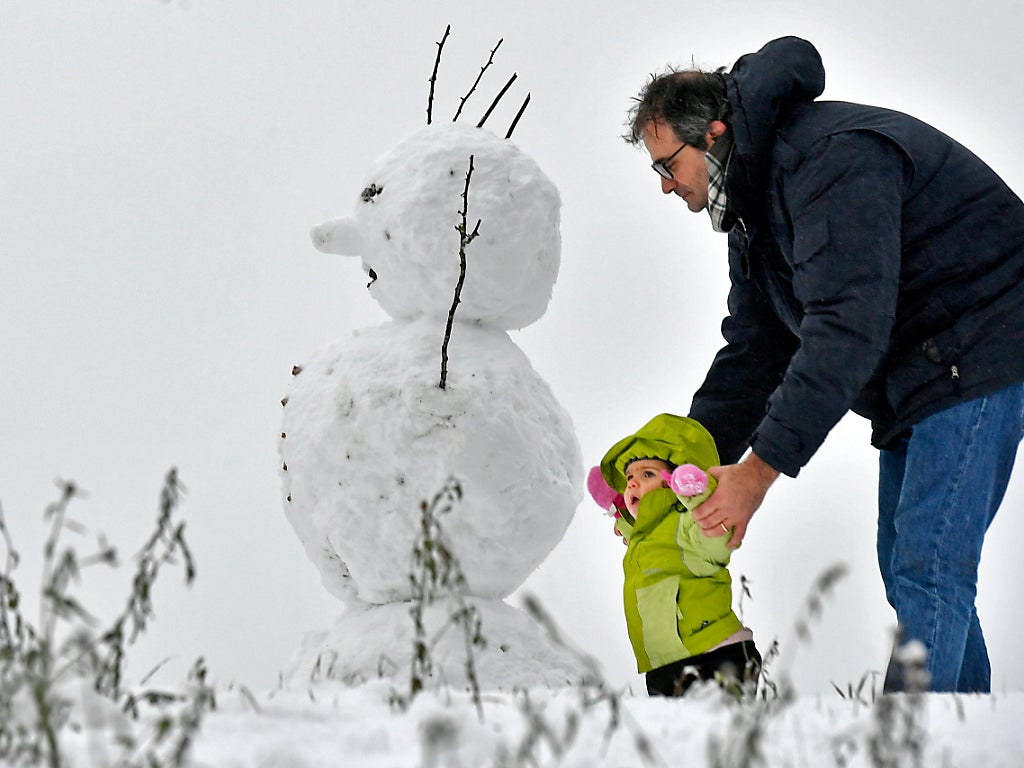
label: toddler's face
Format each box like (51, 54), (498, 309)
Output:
(623, 458), (671, 517)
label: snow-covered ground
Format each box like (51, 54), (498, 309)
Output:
(60, 677), (1024, 767)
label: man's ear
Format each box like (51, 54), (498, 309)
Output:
(705, 119), (728, 148)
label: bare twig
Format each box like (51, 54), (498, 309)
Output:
(426, 25), (451, 125)
(439, 155), (481, 390)
(453, 38), (503, 122)
(476, 72), (517, 128)
(505, 92), (530, 139)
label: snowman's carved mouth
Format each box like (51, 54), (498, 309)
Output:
(366, 268), (378, 289)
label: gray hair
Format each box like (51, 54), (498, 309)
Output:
(624, 67), (730, 148)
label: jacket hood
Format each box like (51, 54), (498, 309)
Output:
(725, 37), (824, 197)
(600, 414), (720, 493)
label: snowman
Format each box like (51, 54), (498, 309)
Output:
(279, 122), (591, 689)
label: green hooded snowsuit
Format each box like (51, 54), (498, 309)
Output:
(601, 414), (743, 673)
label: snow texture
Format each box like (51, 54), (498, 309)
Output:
(283, 598), (594, 689)
(310, 123), (561, 330)
(280, 318), (581, 606)
(56, 679), (1024, 767)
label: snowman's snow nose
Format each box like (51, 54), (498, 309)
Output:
(311, 217), (363, 255)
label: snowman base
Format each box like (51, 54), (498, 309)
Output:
(282, 597), (597, 691)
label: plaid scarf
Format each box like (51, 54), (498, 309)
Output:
(705, 128), (736, 233)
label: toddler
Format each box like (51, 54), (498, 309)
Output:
(590, 413), (760, 696)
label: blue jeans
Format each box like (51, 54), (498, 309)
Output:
(877, 383), (1024, 692)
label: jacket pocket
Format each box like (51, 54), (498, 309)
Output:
(635, 577), (687, 670)
(886, 325), (963, 414)
(791, 215), (830, 266)
(791, 215), (850, 301)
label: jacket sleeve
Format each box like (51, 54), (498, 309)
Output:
(674, 478), (731, 575)
(750, 131), (903, 476)
(676, 510), (731, 576)
(689, 228), (799, 465)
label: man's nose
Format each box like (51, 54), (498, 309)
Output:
(660, 176), (676, 195)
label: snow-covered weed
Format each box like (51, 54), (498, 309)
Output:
(392, 478), (486, 718)
(867, 639), (929, 768)
(515, 594), (665, 767)
(708, 563), (848, 768)
(0, 470), (211, 768)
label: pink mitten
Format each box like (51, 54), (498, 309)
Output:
(587, 466), (624, 513)
(661, 464), (708, 498)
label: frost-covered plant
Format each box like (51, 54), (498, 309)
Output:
(517, 594), (665, 768)
(396, 478), (486, 718)
(867, 637), (928, 768)
(830, 635), (929, 768)
(0, 469), (210, 768)
(708, 563), (848, 768)
(119, 657), (216, 768)
(831, 670), (881, 706)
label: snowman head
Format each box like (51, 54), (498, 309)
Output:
(311, 123), (561, 330)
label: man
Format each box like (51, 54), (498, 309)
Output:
(624, 36), (1024, 692)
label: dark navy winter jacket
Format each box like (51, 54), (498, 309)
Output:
(688, 37), (1024, 477)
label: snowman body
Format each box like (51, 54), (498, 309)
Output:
(281, 318), (580, 606)
(280, 124), (588, 688)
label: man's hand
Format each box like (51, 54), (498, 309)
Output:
(690, 453), (779, 549)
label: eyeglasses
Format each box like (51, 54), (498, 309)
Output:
(651, 143), (688, 180)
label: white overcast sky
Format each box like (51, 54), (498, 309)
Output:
(3, 0), (1024, 694)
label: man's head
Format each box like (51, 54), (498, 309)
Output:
(622, 457), (673, 517)
(640, 120), (727, 211)
(625, 69), (730, 211)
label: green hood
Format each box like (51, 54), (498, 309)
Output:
(600, 414), (720, 493)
